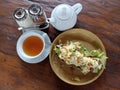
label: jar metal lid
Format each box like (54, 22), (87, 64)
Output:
(13, 8), (27, 21)
(28, 4), (42, 16)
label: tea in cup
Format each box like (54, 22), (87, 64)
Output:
(17, 31), (45, 60)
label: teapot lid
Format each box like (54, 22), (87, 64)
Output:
(55, 4), (72, 20)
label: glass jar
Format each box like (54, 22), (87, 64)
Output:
(28, 4), (49, 29)
(13, 8), (34, 29)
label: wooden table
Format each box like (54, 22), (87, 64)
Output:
(0, 0), (120, 90)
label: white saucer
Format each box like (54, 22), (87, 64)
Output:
(16, 30), (51, 64)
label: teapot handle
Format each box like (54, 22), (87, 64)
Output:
(72, 3), (82, 15)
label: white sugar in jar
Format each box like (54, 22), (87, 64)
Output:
(13, 8), (34, 28)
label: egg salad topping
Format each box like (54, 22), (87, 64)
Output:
(54, 41), (107, 75)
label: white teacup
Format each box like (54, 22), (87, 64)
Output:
(17, 31), (45, 60)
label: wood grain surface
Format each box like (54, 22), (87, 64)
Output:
(0, 0), (120, 90)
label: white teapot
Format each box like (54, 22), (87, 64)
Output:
(48, 3), (82, 31)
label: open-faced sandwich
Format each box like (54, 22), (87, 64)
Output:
(54, 41), (107, 75)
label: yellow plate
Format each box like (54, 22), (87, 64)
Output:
(49, 28), (107, 85)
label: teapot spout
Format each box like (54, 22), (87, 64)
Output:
(48, 17), (55, 24)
